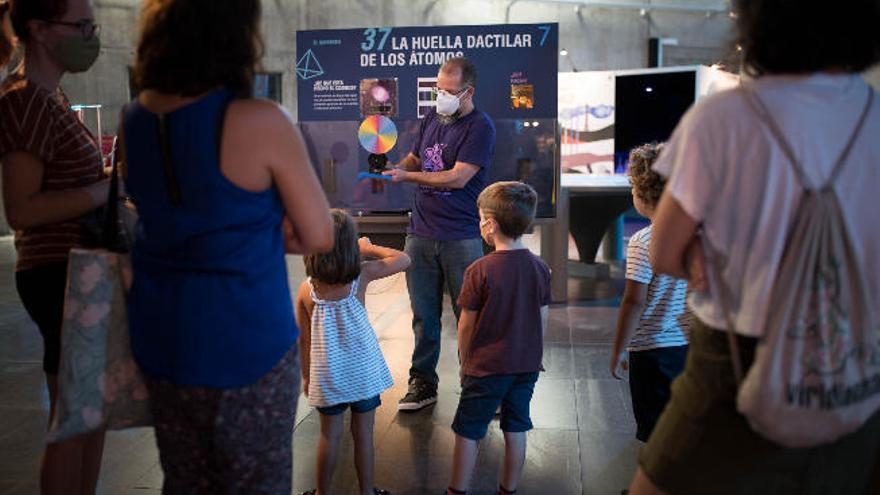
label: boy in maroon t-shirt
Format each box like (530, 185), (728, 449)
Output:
(446, 181), (551, 495)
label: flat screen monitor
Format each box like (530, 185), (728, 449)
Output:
(614, 70), (696, 172)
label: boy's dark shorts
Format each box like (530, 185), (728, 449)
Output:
(452, 372), (539, 441)
(629, 345), (688, 442)
(317, 395), (381, 416)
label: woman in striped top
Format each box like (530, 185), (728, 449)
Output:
(610, 143), (691, 443)
(0, 0), (110, 493)
(295, 210), (411, 495)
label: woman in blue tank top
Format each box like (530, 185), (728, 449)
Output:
(121, 1), (332, 492)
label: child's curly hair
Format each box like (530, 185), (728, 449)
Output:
(628, 143), (666, 208)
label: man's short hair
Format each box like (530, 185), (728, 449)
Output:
(478, 181), (538, 240)
(441, 56), (477, 88)
(734, 0), (880, 76)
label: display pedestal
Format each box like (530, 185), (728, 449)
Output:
(570, 194), (632, 264)
(354, 215), (408, 251)
(539, 175), (633, 303)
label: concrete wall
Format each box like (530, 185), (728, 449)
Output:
(1, 0), (738, 234)
(57, 0), (738, 132)
(2, 1), (877, 235)
(50, 0), (880, 129)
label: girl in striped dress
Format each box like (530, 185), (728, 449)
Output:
(295, 209), (410, 495)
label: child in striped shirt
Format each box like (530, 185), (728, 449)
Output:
(295, 209), (411, 495)
(611, 143), (692, 442)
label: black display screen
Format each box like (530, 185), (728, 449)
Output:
(614, 70), (696, 172)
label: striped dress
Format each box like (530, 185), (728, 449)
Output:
(307, 276), (393, 408)
(625, 225), (692, 352)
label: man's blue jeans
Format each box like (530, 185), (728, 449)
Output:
(405, 235), (484, 387)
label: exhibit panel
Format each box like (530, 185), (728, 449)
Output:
(558, 65), (739, 178)
(298, 119), (419, 213)
(554, 65), (740, 268)
(558, 70), (615, 175)
(295, 23), (560, 218)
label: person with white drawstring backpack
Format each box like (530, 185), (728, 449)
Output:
(626, 1), (880, 494)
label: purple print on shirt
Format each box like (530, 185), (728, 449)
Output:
(424, 143), (446, 172)
(421, 143), (451, 196)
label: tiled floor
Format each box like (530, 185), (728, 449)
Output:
(0, 236), (640, 495)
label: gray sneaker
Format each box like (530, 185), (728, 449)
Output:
(398, 379), (437, 411)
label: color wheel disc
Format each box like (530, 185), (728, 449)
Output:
(358, 115), (398, 154)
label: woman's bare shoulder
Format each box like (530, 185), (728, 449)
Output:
(226, 98), (293, 129)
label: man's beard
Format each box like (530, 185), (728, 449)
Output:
(438, 111), (462, 125)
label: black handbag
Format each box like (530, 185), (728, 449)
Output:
(79, 138), (135, 253)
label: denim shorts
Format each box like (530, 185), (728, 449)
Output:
(452, 372), (539, 441)
(317, 395), (382, 416)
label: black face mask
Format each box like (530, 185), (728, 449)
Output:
(50, 33), (101, 73)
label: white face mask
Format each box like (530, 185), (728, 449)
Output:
(435, 88), (467, 116)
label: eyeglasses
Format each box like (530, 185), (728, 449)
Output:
(44, 19), (100, 40)
(432, 86), (470, 98)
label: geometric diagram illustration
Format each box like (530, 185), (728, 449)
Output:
(357, 115), (398, 154)
(296, 49), (325, 80)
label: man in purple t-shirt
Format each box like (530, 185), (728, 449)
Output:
(383, 57), (496, 411)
